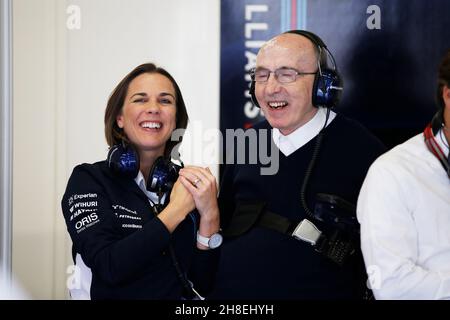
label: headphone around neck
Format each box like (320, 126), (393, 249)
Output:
(249, 29), (343, 109)
(107, 142), (182, 193)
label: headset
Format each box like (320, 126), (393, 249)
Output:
(249, 29), (343, 109)
(106, 142), (197, 299)
(107, 142), (182, 193)
(423, 110), (450, 178)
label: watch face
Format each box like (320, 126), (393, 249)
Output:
(209, 233), (223, 249)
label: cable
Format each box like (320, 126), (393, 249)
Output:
(150, 202), (198, 299)
(299, 108), (331, 218)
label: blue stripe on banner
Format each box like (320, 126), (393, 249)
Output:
(297, 0), (302, 29)
(280, 0), (291, 32)
(280, 0), (308, 35)
(302, 0), (307, 29)
(286, 0), (291, 31)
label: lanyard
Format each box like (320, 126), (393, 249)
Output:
(423, 124), (450, 178)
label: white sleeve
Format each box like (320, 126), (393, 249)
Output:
(357, 159), (450, 300)
(68, 254), (92, 300)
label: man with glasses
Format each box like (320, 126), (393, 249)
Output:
(209, 30), (385, 299)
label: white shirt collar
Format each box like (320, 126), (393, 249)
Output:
(272, 107), (337, 156)
(134, 171), (166, 205)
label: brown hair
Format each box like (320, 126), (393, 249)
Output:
(104, 63), (188, 158)
(437, 49), (450, 112)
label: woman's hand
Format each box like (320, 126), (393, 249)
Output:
(179, 166), (220, 249)
(169, 178), (196, 213)
(178, 166), (218, 218)
(158, 178), (195, 233)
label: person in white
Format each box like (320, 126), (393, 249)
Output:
(357, 49), (450, 300)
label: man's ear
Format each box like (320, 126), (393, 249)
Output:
(444, 85), (450, 97)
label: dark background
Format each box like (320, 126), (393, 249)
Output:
(220, 0), (450, 150)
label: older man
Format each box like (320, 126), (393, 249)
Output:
(210, 30), (385, 299)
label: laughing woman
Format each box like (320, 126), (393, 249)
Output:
(61, 63), (221, 299)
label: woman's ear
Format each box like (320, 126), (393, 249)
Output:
(116, 114), (124, 129)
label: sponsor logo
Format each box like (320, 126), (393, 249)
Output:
(69, 201), (98, 214)
(73, 193), (97, 200)
(69, 193), (98, 213)
(72, 201), (97, 209)
(69, 208), (95, 221)
(75, 212), (99, 233)
(118, 214), (141, 220)
(122, 223), (142, 229)
(112, 204), (138, 215)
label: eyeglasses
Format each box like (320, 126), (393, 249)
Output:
(251, 67), (317, 83)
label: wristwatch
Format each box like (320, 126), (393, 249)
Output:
(197, 231), (223, 249)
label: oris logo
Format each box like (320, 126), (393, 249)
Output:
(75, 213), (98, 230)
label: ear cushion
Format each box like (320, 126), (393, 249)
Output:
(146, 156), (181, 193)
(107, 143), (140, 178)
(312, 68), (342, 108)
(147, 156), (165, 192)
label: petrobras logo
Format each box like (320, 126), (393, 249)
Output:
(75, 212), (99, 232)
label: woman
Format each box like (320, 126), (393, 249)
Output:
(61, 63), (221, 299)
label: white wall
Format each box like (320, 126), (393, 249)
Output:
(13, 0), (220, 299)
(65, 0), (221, 170)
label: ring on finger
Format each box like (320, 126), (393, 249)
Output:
(193, 178), (201, 187)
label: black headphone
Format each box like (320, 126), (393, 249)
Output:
(249, 29), (343, 109)
(107, 142), (182, 193)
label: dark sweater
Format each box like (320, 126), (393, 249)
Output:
(210, 114), (386, 299)
(61, 161), (219, 299)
